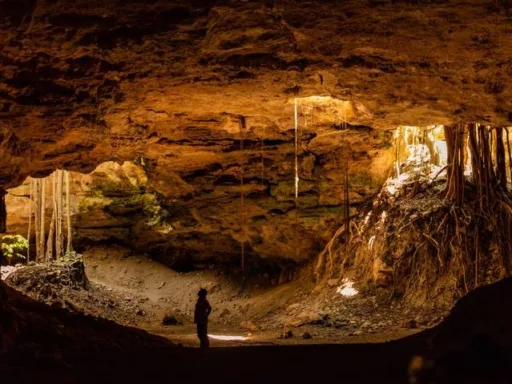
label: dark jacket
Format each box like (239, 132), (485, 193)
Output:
(194, 297), (212, 324)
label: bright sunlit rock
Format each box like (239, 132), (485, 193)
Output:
(336, 278), (359, 297)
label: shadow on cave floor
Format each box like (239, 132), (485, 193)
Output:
(4, 337), (425, 384)
(5, 269), (512, 383)
(1, 268), (427, 384)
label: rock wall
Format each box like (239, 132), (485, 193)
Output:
(2, 0), (512, 267)
(2, 0), (512, 189)
(6, 122), (393, 268)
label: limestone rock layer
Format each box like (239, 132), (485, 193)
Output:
(1, 0), (511, 264)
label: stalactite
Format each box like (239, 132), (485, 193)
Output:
(45, 172), (56, 262)
(395, 130), (401, 177)
(239, 116), (246, 271)
(27, 178), (33, 261)
(39, 177), (46, 259)
(291, 99), (301, 262)
(34, 179), (40, 261)
(260, 138), (264, 186)
(65, 170), (72, 255)
(56, 170), (64, 259)
(344, 155), (350, 248)
(342, 103), (350, 250)
(294, 98), (299, 203)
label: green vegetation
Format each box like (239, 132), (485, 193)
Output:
(1, 234), (29, 264)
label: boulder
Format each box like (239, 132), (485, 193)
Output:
(278, 330), (294, 339)
(302, 332), (313, 340)
(162, 315), (183, 326)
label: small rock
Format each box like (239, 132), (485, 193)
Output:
(279, 330), (294, 339)
(352, 330), (363, 336)
(162, 315), (182, 326)
(334, 320), (349, 329)
(158, 282), (166, 289)
(136, 309), (146, 316)
(327, 279), (339, 288)
(302, 332), (313, 340)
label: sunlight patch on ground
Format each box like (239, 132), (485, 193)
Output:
(0, 266), (20, 280)
(336, 278), (359, 297)
(208, 334), (247, 341)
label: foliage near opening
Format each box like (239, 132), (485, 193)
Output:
(1, 234), (29, 264)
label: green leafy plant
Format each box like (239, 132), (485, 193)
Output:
(1, 234), (29, 264)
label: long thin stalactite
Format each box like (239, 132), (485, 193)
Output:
(239, 116), (246, 271)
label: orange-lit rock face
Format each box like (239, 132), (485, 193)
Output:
(6, 128), (392, 266)
(1, 0), (510, 264)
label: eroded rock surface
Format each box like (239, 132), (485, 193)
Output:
(2, 0), (512, 265)
(2, 0), (512, 186)
(6, 142), (390, 267)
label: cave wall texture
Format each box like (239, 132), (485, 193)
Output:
(1, 0), (512, 266)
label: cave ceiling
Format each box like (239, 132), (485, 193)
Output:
(1, 0), (512, 264)
(1, 0), (512, 186)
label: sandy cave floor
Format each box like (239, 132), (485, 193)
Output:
(2, 246), (445, 349)
(5, 248), (511, 384)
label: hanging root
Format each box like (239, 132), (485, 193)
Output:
(313, 124), (512, 306)
(314, 224), (347, 282)
(394, 124), (512, 303)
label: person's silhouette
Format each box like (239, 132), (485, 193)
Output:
(194, 288), (212, 348)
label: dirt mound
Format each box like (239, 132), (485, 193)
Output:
(5, 260), (153, 327)
(260, 281), (447, 339)
(6, 260), (88, 291)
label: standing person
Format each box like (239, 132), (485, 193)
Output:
(194, 288), (212, 348)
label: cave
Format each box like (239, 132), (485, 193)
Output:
(2, 1), (512, 383)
